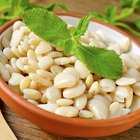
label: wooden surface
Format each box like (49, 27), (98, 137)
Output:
(1, 0), (140, 140)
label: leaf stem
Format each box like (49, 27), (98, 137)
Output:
(114, 22), (140, 37)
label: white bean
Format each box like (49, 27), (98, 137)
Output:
(100, 79), (116, 93)
(116, 77), (136, 86)
(123, 68), (140, 82)
(11, 58), (21, 73)
(10, 30), (23, 48)
(13, 21), (23, 31)
(63, 81), (86, 99)
(55, 106), (79, 117)
(29, 73), (52, 86)
(75, 60), (90, 79)
(0, 66), (10, 82)
(79, 110), (94, 119)
(56, 99), (73, 106)
(54, 72), (78, 89)
(108, 102), (123, 118)
(94, 95), (111, 107)
(36, 70), (54, 80)
(35, 41), (52, 55)
(74, 94), (87, 110)
(39, 56), (53, 69)
(133, 82), (140, 96)
(0, 51), (8, 64)
(48, 51), (63, 58)
(120, 54), (139, 69)
(20, 76), (31, 90)
(131, 96), (140, 111)
(85, 74), (94, 89)
(9, 73), (24, 86)
(50, 65), (64, 76)
(23, 89), (41, 100)
(3, 48), (15, 59)
(54, 57), (71, 65)
(88, 99), (108, 119)
(27, 99), (39, 105)
(2, 37), (10, 48)
(45, 86), (61, 102)
(119, 37), (131, 53)
(38, 103), (58, 113)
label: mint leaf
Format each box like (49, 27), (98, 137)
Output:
(105, 6), (117, 23)
(64, 39), (76, 55)
(22, 8), (71, 47)
(22, 8), (123, 79)
(73, 14), (93, 39)
(75, 44), (123, 79)
(115, 8), (134, 20)
(135, 19), (140, 30)
(46, 2), (68, 11)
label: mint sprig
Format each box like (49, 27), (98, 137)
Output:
(22, 8), (123, 79)
(0, 0), (68, 26)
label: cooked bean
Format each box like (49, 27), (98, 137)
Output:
(11, 58), (21, 73)
(27, 99), (39, 105)
(13, 21), (23, 31)
(63, 81), (86, 99)
(85, 74), (94, 89)
(36, 70), (54, 80)
(74, 94), (87, 110)
(55, 106), (79, 117)
(116, 77), (136, 86)
(123, 68), (140, 82)
(50, 65), (64, 76)
(23, 89), (41, 100)
(79, 110), (94, 119)
(41, 93), (48, 103)
(54, 72), (78, 89)
(35, 41), (52, 55)
(54, 57), (71, 65)
(100, 79), (116, 93)
(75, 60), (90, 79)
(20, 76), (31, 90)
(3, 48), (15, 59)
(10, 30), (23, 48)
(29, 73), (52, 86)
(0, 65), (10, 82)
(131, 95), (140, 111)
(56, 99), (73, 106)
(39, 56), (53, 70)
(108, 102), (123, 118)
(0, 51), (8, 64)
(9, 73), (24, 86)
(38, 103), (58, 113)
(2, 37), (10, 48)
(94, 95), (111, 107)
(133, 82), (140, 96)
(45, 86), (61, 102)
(88, 99), (108, 119)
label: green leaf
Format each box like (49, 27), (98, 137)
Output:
(104, 6), (117, 23)
(90, 12), (109, 23)
(0, 0), (11, 9)
(46, 2), (68, 11)
(135, 19), (140, 30)
(120, 0), (140, 11)
(22, 8), (71, 47)
(75, 44), (123, 79)
(73, 14), (93, 39)
(64, 39), (76, 55)
(115, 8), (134, 21)
(9, 0), (33, 18)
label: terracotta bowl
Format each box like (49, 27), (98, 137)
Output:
(0, 12), (140, 138)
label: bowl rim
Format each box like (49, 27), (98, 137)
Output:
(0, 12), (140, 127)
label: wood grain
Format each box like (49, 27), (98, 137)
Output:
(1, 0), (140, 140)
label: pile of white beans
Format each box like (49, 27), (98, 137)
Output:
(0, 21), (140, 119)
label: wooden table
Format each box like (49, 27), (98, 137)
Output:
(1, 0), (140, 139)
